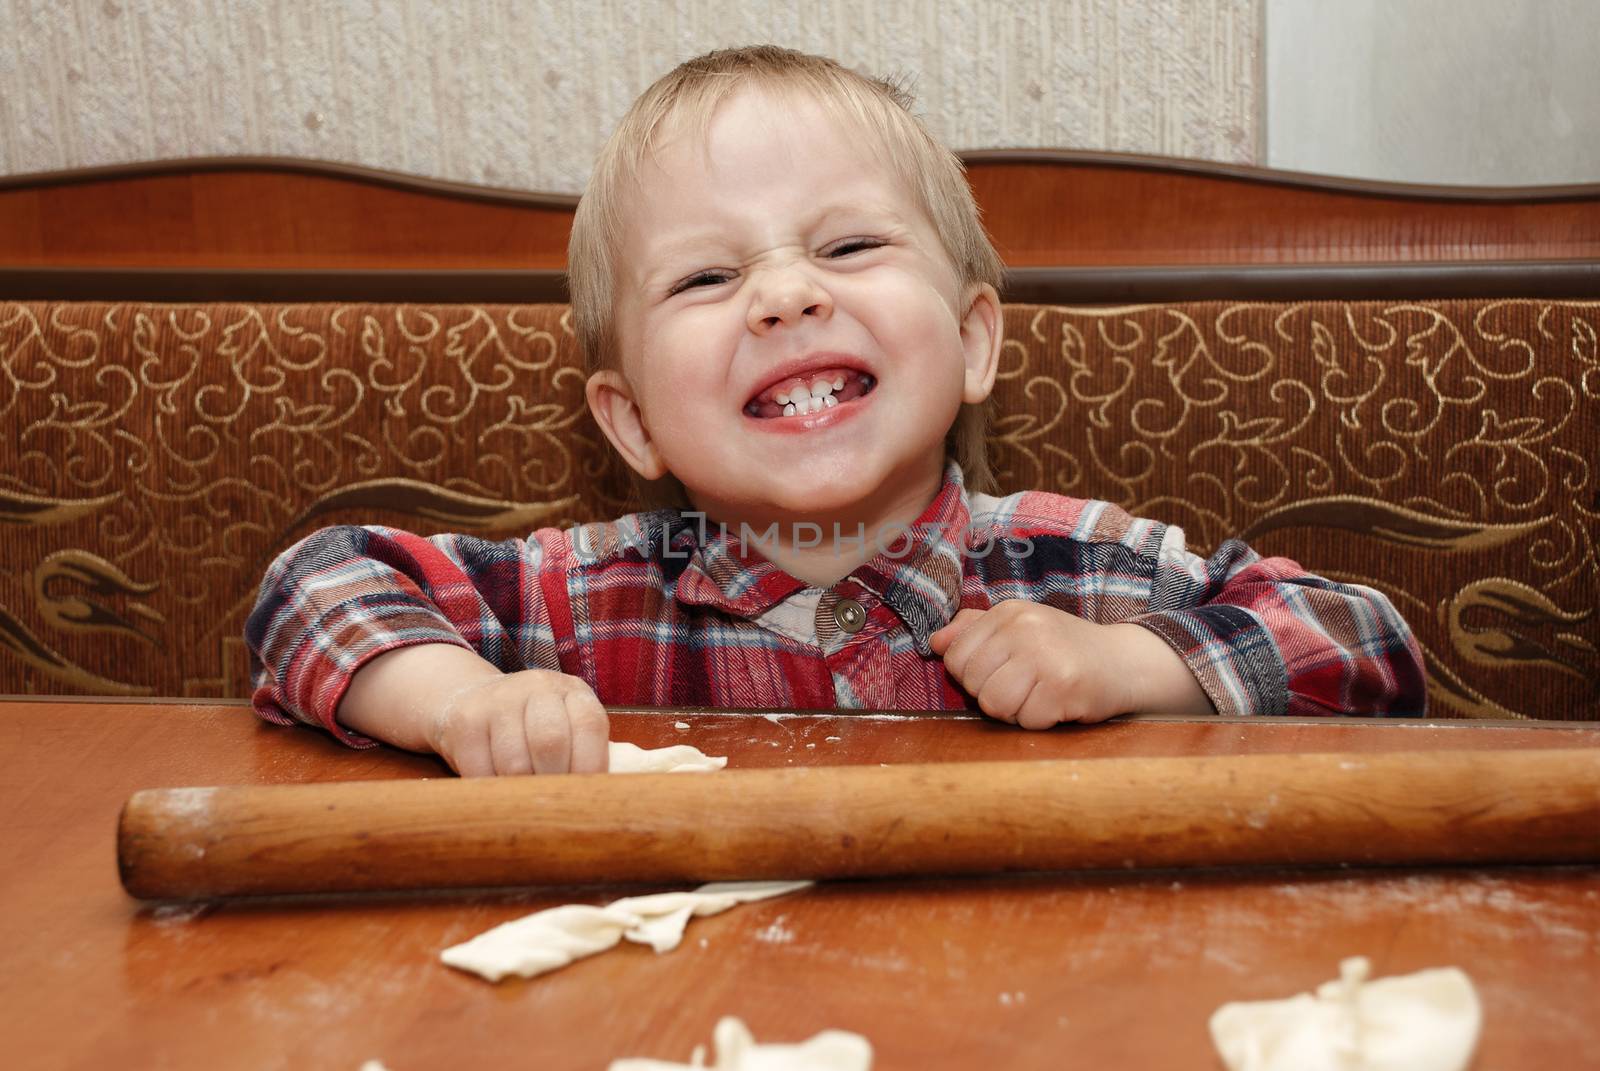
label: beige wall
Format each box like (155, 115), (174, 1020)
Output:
(0, 0), (1260, 193)
(7, 1), (1592, 191)
(1266, 0), (1600, 185)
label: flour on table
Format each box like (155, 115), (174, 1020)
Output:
(1209, 957), (1480, 1071)
(609, 740), (727, 773)
(609, 1016), (872, 1070)
(440, 881), (811, 982)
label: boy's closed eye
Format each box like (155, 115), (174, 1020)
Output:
(666, 236), (887, 295)
(822, 236), (886, 258)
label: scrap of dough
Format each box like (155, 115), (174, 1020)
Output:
(440, 880), (812, 982)
(1209, 957), (1480, 1071)
(609, 1016), (873, 1070)
(610, 740), (727, 773)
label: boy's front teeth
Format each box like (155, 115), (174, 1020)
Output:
(776, 376), (845, 416)
(781, 385), (840, 416)
(745, 369), (875, 418)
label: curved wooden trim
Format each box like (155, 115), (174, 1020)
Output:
(1001, 261), (1600, 302)
(5, 261), (1596, 304)
(4, 154), (1597, 273)
(960, 149), (1600, 203)
(6, 151), (1599, 205)
(0, 155), (581, 209)
(0, 267), (571, 302)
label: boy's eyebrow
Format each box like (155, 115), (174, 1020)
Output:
(647, 230), (733, 264)
(634, 233), (728, 292)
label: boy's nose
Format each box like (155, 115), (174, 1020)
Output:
(748, 271), (832, 333)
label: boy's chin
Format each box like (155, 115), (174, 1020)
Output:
(742, 476), (866, 515)
(695, 476), (877, 524)
(699, 452), (946, 520)
(767, 485), (868, 519)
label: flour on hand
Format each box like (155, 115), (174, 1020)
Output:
(1209, 957), (1480, 1071)
(608, 1016), (872, 1070)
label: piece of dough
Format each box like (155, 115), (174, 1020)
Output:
(440, 880), (811, 982)
(1209, 957), (1480, 1071)
(609, 740), (727, 773)
(609, 1016), (873, 1070)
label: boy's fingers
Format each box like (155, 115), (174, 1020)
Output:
(937, 611), (998, 682)
(524, 693), (574, 776)
(488, 709), (535, 777)
(975, 661), (1036, 724)
(565, 690), (610, 774)
(1015, 680), (1066, 730)
(449, 717), (496, 778)
(929, 608), (984, 653)
(952, 630), (1016, 698)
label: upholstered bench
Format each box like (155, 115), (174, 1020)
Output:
(2, 299), (1594, 719)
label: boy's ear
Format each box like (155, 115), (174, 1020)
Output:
(585, 369), (669, 481)
(959, 283), (1003, 405)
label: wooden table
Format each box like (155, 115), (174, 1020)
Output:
(4, 698), (1598, 1070)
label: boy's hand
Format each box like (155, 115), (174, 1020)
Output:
(928, 600), (1211, 728)
(338, 644), (610, 776)
(430, 669), (610, 778)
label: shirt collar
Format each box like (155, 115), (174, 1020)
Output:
(673, 460), (971, 654)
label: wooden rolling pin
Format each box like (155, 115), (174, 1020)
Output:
(118, 749), (1600, 900)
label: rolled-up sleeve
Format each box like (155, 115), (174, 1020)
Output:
(1132, 536), (1428, 718)
(245, 524), (560, 746)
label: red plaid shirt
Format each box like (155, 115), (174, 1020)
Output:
(248, 463), (1426, 745)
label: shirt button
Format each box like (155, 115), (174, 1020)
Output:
(833, 597), (866, 634)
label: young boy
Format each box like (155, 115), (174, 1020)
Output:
(246, 46), (1426, 777)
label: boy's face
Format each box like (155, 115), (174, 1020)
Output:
(588, 86), (999, 528)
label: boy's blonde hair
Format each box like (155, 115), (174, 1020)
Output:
(568, 45), (1003, 506)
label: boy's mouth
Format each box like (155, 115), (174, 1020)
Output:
(743, 367), (877, 419)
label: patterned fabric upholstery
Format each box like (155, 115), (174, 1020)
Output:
(2, 300), (1595, 718)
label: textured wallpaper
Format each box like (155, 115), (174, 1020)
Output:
(0, 0), (1261, 194)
